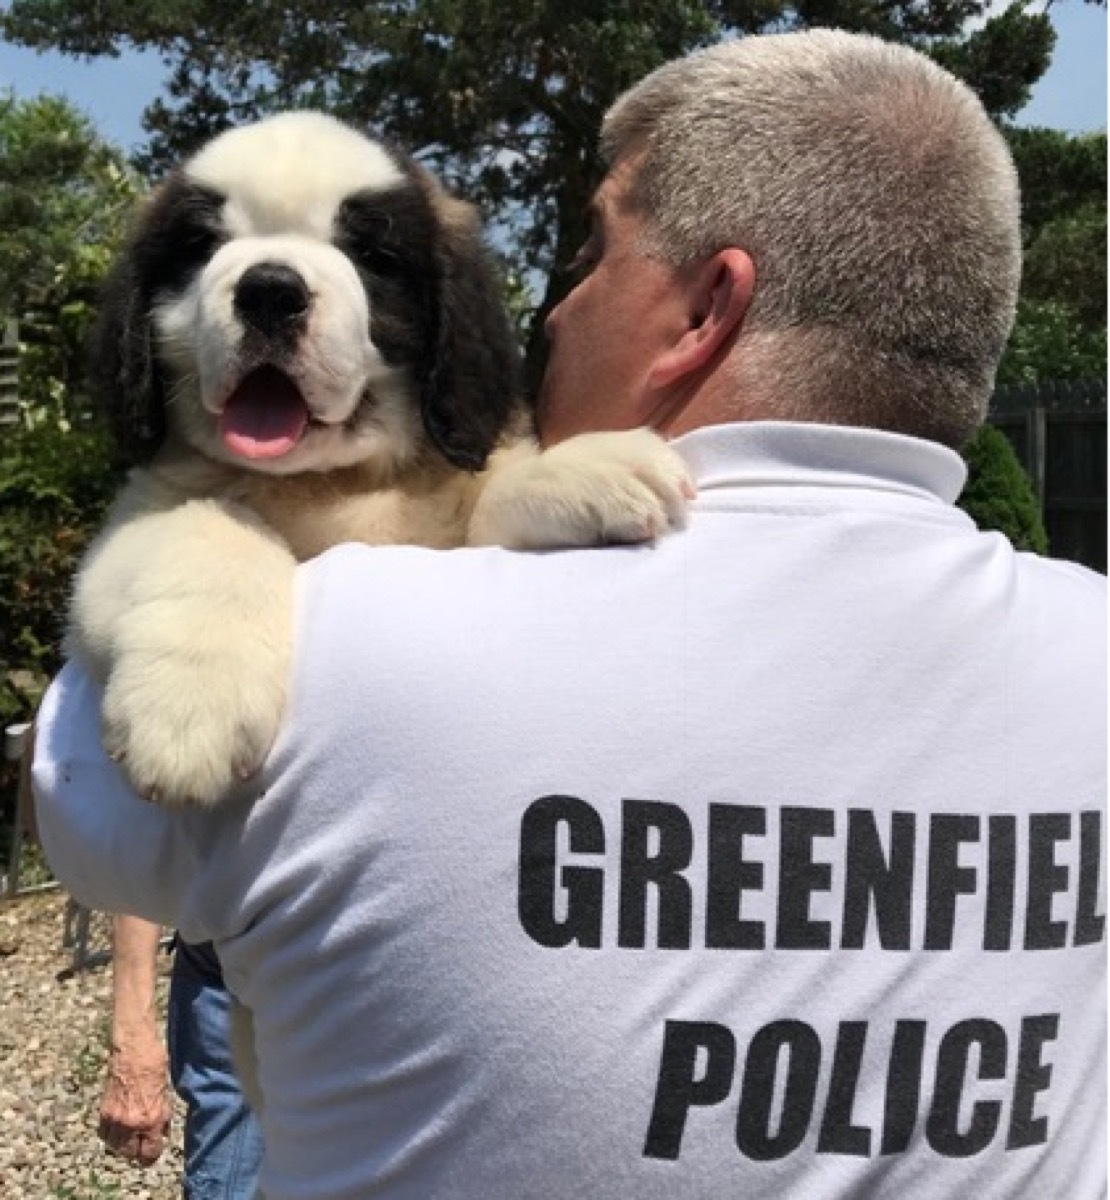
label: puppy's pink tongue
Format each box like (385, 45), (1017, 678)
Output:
(220, 367), (309, 460)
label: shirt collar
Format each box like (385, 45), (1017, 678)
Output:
(671, 421), (968, 507)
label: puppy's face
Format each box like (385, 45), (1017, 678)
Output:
(97, 113), (519, 475)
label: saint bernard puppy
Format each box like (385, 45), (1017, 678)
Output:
(70, 112), (689, 809)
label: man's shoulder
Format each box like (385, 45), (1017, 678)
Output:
(292, 539), (651, 664)
(298, 540), (573, 604)
(1015, 549), (1107, 607)
(297, 538), (666, 613)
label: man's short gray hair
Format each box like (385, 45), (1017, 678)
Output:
(601, 30), (1022, 447)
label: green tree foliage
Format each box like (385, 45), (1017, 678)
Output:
(0, 96), (138, 735)
(931, 1), (1056, 117)
(958, 423), (1049, 554)
(1000, 128), (1107, 385)
(0, 92), (143, 419)
(1, 0), (1056, 381)
(1007, 126), (1107, 235)
(0, 424), (125, 726)
(999, 297), (1107, 385)
(0, 421), (124, 859)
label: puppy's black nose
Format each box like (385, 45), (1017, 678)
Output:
(234, 262), (310, 335)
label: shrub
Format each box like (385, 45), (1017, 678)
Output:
(0, 419), (124, 727)
(958, 423), (1049, 555)
(0, 419), (124, 869)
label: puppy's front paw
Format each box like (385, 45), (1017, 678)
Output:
(470, 428), (694, 550)
(101, 623), (290, 809)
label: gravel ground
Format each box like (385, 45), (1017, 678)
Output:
(0, 890), (186, 1198)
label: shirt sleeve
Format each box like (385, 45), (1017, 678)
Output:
(32, 660), (194, 926)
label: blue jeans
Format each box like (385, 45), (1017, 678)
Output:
(168, 939), (265, 1200)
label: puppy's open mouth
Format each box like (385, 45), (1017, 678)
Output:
(219, 365), (311, 461)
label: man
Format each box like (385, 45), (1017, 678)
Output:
(99, 916), (263, 1196)
(31, 29), (1106, 1200)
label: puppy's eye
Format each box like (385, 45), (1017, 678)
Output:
(141, 182), (227, 294)
(336, 199), (401, 273)
(178, 186), (225, 240)
(337, 190), (436, 282)
(177, 221), (221, 262)
(351, 238), (406, 276)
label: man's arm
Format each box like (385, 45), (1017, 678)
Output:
(98, 915), (172, 1166)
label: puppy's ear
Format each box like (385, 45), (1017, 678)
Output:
(422, 192), (522, 472)
(91, 248), (166, 463)
(90, 187), (169, 463)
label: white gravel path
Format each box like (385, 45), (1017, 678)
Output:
(0, 892), (185, 1198)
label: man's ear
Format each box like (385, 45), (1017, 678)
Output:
(647, 248), (754, 389)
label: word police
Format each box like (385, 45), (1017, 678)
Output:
(643, 1013), (1058, 1161)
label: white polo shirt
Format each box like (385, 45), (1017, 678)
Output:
(35, 421), (1107, 1200)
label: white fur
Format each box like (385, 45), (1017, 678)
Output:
(189, 113), (405, 241)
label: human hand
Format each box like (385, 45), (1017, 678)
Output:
(97, 1040), (172, 1166)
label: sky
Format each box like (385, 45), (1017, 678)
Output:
(0, 2), (1105, 153)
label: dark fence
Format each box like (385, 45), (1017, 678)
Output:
(989, 379), (1107, 573)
